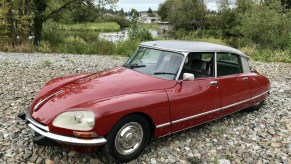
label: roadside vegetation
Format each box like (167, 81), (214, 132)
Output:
(0, 0), (290, 62)
(59, 22), (120, 32)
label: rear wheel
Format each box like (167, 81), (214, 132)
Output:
(248, 100), (264, 111)
(102, 114), (151, 163)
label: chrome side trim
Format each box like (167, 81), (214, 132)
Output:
(157, 133), (171, 138)
(156, 122), (171, 128)
(140, 45), (187, 55)
(155, 90), (270, 128)
(26, 112), (49, 132)
(250, 90), (269, 100)
(28, 123), (107, 146)
(214, 52), (217, 77)
(175, 53), (188, 81)
(34, 90), (62, 111)
(221, 98), (250, 110)
(172, 107), (221, 124)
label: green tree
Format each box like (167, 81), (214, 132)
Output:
(128, 9), (153, 41)
(0, 0), (9, 45)
(148, 7), (153, 14)
(70, 0), (100, 23)
(158, 0), (207, 30)
(217, 0), (237, 36)
(117, 8), (125, 17)
(0, 0), (34, 47)
(217, 0), (236, 29)
(31, 0), (117, 46)
(281, 0), (291, 8)
(240, 0), (291, 49)
(157, 0), (173, 21)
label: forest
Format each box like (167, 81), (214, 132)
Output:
(0, 0), (290, 62)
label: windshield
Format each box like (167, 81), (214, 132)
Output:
(124, 47), (184, 80)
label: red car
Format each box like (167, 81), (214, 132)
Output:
(20, 40), (270, 162)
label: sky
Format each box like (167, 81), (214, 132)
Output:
(116, 0), (236, 12)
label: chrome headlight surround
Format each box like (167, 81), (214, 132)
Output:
(52, 110), (95, 131)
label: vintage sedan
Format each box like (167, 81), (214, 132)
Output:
(20, 40), (270, 162)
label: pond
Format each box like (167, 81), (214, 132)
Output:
(99, 29), (159, 43)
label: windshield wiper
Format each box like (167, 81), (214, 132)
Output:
(129, 64), (146, 68)
(154, 72), (176, 75)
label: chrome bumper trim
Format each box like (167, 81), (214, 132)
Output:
(28, 123), (107, 146)
(26, 112), (49, 132)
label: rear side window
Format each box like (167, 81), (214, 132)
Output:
(217, 53), (242, 76)
(241, 57), (251, 73)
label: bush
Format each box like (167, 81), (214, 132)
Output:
(37, 41), (52, 53)
(240, 1), (291, 49)
(128, 10), (153, 41)
(59, 36), (88, 54)
(87, 39), (115, 55)
(172, 29), (227, 45)
(116, 39), (140, 56)
(42, 28), (64, 48)
(128, 28), (153, 41)
(103, 15), (130, 28)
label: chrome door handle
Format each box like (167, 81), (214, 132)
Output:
(210, 81), (218, 86)
(242, 77), (249, 81)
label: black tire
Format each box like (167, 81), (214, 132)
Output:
(248, 100), (264, 111)
(101, 114), (151, 163)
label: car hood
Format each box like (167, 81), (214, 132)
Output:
(30, 67), (177, 124)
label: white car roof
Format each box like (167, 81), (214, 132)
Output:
(140, 40), (249, 59)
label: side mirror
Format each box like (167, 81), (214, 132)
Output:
(183, 73), (195, 81)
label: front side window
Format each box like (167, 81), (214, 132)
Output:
(179, 52), (215, 79)
(124, 47), (184, 80)
(217, 53), (242, 76)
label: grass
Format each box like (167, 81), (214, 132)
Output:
(42, 59), (52, 67)
(59, 22), (120, 32)
(187, 157), (203, 164)
(241, 46), (291, 63)
(1, 61), (10, 66)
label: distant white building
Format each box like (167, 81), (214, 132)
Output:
(139, 16), (159, 24)
(158, 22), (173, 33)
(138, 11), (160, 24)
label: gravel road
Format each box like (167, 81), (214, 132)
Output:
(0, 52), (290, 164)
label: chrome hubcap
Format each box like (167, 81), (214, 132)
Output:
(115, 122), (143, 155)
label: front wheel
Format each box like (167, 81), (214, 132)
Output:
(101, 114), (151, 163)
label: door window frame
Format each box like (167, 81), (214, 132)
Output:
(215, 52), (244, 77)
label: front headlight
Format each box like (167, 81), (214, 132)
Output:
(52, 111), (95, 131)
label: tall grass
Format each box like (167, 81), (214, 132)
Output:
(116, 40), (140, 56)
(59, 22), (120, 32)
(241, 46), (291, 63)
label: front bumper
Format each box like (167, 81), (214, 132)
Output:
(19, 110), (107, 146)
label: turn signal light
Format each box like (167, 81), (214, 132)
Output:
(73, 131), (98, 138)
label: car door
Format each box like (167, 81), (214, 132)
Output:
(166, 52), (222, 133)
(216, 53), (250, 115)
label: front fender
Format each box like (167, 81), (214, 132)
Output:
(87, 90), (171, 137)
